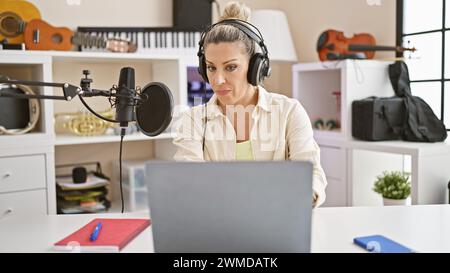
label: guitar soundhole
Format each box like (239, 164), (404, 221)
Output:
(51, 33), (63, 44)
(0, 14), (21, 37)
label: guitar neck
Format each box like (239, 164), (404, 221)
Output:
(348, 44), (400, 52)
(71, 32), (107, 48)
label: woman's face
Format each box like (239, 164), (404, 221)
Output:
(204, 41), (253, 107)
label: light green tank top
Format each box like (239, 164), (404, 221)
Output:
(235, 140), (254, 161)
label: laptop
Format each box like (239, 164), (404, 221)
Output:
(145, 161), (313, 253)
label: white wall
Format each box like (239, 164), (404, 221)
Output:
(28, 0), (396, 64)
(28, 0), (397, 134)
(24, 0), (397, 207)
(27, 0), (173, 28)
(280, 0), (396, 63)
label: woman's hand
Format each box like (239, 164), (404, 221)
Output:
(312, 193), (318, 208)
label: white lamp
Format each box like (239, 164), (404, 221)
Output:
(251, 9), (298, 62)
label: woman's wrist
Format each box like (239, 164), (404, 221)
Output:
(312, 192), (318, 207)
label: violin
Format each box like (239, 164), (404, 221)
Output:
(317, 29), (417, 61)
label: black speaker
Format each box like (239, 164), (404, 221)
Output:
(448, 180), (450, 204)
(72, 167), (87, 184)
(173, 0), (212, 30)
(0, 85), (31, 129)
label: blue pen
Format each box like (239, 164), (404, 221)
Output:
(89, 222), (102, 241)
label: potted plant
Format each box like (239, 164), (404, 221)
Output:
(373, 171), (411, 206)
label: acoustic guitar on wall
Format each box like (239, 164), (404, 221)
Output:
(0, 0), (41, 44)
(23, 19), (137, 53)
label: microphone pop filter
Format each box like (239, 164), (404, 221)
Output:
(136, 82), (173, 137)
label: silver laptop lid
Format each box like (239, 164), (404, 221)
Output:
(146, 161), (312, 253)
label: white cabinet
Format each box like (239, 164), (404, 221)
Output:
(0, 190), (47, 217)
(293, 60), (395, 207)
(348, 140), (450, 206)
(111, 160), (149, 212)
(0, 54), (56, 214)
(0, 154), (46, 193)
(293, 60), (395, 141)
(320, 145), (344, 180)
(319, 145), (347, 207)
(0, 145), (55, 215)
(293, 60), (450, 207)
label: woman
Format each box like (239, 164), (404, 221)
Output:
(173, 2), (327, 207)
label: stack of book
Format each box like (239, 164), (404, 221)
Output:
(56, 174), (111, 214)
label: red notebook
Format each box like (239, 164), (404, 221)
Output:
(54, 218), (151, 252)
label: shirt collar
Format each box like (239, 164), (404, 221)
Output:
(256, 85), (271, 113)
(204, 85), (272, 120)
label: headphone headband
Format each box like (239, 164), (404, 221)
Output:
(198, 19), (269, 59)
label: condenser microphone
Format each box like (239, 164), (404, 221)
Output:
(79, 67), (173, 136)
(116, 67), (136, 127)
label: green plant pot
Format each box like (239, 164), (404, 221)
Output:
(383, 197), (407, 206)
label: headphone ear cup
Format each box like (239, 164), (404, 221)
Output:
(197, 53), (209, 83)
(247, 53), (266, 86)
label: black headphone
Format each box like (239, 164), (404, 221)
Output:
(197, 19), (271, 86)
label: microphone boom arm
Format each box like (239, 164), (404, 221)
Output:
(0, 69), (173, 131)
(0, 79), (81, 101)
(0, 78), (121, 123)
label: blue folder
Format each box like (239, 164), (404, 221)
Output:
(353, 235), (415, 253)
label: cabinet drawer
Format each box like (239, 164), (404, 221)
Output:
(0, 190), (47, 217)
(319, 146), (343, 180)
(322, 178), (347, 207)
(0, 154), (46, 193)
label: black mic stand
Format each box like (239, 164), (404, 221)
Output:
(0, 70), (130, 124)
(0, 79), (81, 101)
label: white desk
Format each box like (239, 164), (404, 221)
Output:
(1, 205), (450, 253)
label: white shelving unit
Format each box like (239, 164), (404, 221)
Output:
(111, 159), (150, 213)
(0, 53), (56, 216)
(348, 139), (450, 206)
(293, 60), (395, 140)
(293, 60), (450, 207)
(55, 132), (173, 146)
(0, 49), (191, 215)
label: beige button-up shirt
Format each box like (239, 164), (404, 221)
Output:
(172, 86), (327, 207)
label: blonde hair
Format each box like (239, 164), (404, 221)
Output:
(203, 2), (255, 57)
(219, 1), (251, 21)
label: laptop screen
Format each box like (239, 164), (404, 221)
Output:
(146, 161), (313, 253)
